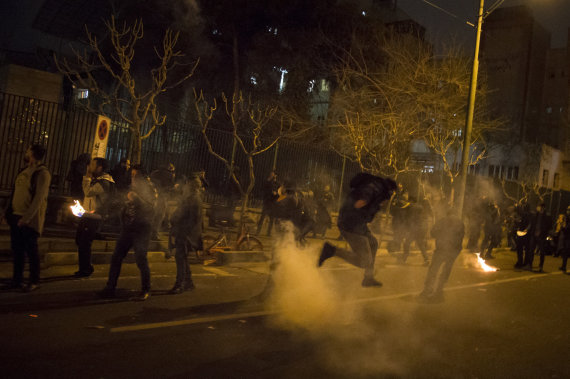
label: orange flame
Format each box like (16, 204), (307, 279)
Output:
(475, 253), (498, 272)
(70, 200), (85, 217)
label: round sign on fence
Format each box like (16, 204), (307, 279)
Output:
(97, 120), (108, 140)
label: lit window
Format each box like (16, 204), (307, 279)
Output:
(542, 169), (549, 186)
(320, 79), (329, 92)
(308, 80), (315, 92)
(76, 89), (89, 99)
(250, 76), (258, 85)
(554, 173), (560, 188)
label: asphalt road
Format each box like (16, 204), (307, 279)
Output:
(1, 245), (570, 379)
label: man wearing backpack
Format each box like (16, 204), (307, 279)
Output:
(74, 157), (114, 278)
(2, 145), (51, 292)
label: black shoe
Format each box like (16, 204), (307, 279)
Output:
(169, 285), (184, 294)
(559, 266), (567, 272)
(184, 281), (195, 291)
(522, 264), (532, 271)
(131, 291), (150, 301)
(23, 283), (40, 293)
(318, 243), (336, 267)
(361, 278), (383, 287)
(74, 271), (93, 278)
(537, 266), (544, 273)
(514, 263), (523, 269)
(98, 287), (116, 298)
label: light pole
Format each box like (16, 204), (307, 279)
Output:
(457, 0), (485, 217)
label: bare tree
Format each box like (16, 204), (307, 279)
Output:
(328, 29), (423, 179)
(56, 16), (199, 163)
(194, 90), (290, 228)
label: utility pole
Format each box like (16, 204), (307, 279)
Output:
(457, 0), (485, 217)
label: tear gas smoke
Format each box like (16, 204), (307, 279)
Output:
(263, 222), (440, 376)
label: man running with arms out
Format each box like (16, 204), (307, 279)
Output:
(318, 173), (397, 287)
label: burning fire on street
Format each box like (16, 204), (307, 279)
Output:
(475, 253), (498, 272)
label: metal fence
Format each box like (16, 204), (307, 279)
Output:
(0, 91), (361, 207)
(3, 91), (568, 217)
(0, 92), (97, 194)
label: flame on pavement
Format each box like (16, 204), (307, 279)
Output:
(70, 200), (85, 217)
(475, 253), (498, 272)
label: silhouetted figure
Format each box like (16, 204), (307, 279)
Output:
(66, 153), (91, 201)
(514, 201), (532, 270)
(150, 163), (176, 240)
(111, 158), (130, 192)
(398, 200), (430, 266)
(480, 200), (502, 260)
(418, 208), (465, 303)
(529, 202), (552, 272)
(257, 171), (279, 236)
(169, 176), (203, 294)
(558, 207), (570, 273)
(318, 173), (397, 287)
(100, 165), (156, 301)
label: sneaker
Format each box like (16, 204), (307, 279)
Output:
(131, 291), (150, 302)
(169, 285), (184, 295)
(361, 278), (383, 287)
(98, 287), (116, 298)
(23, 283), (40, 293)
(318, 242), (336, 267)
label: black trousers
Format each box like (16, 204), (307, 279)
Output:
(422, 249), (460, 296)
(257, 204), (274, 236)
(75, 216), (102, 274)
(529, 236), (546, 268)
(335, 229), (378, 279)
(515, 235), (531, 266)
(174, 237), (194, 287)
(560, 248), (569, 271)
(401, 230), (428, 263)
(106, 225), (151, 292)
(9, 216), (40, 285)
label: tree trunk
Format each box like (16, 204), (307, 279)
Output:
(131, 123), (142, 165)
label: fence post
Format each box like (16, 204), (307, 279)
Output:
(272, 142), (279, 171)
(337, 156), (346, 211)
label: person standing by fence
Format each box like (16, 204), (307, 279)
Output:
(2, 145), (51, 292)
(100, 164), (156, 301)
(257, 171), (279, 236)
(74, 158), (114, 278)
(169, 176), (203, 294)
(150, 163), (176, 240)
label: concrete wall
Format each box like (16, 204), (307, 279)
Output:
(0, 64), (62, 103)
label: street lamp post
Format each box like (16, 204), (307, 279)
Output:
(457, 0), (485, 217)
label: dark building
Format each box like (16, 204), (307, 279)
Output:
(482, 5), (551, 144)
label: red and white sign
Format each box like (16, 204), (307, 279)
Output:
(91, 115), (111, 158)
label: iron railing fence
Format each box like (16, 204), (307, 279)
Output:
(1, 90), (569, 217)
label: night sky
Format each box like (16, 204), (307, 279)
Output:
(398, 0), (570, 49)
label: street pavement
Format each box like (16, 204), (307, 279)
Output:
(1, 241), (570, 378)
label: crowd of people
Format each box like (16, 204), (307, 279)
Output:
(2, 145), (569, 303)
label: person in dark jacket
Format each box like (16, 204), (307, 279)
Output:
(480, 200), (502, 260)
(418, 208), (465, 302)
(257, 171), (279, 236)
(111, 158), (130, 192)
(514, 200), (532, 270)
(74, 157), (114, 278)
(66, 153), (91, 201)
(2, 145), (51, 292)
(99, 164), (156, 301)
(398, 200), (430, 266)
(150, 163), (176, 240)
(528, 202), (552, 272)
(318, 173), (397, 287)
(558, 206), (570, 273)
(169, 176), (203, 294)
